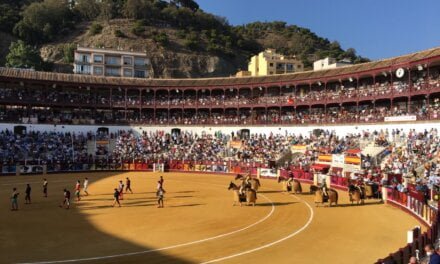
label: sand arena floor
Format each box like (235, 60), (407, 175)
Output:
(0, 172), (422, 264)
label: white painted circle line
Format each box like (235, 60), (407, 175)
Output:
(19, 183), (275, 264)
(200, 193), (314, 264)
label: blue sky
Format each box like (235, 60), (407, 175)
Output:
(196, 0), (440, 60)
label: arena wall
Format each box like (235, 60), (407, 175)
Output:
(2, 121), (440, 136)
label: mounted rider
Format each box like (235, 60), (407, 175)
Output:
(239, 174), (251, 196)
(320, 178), (329, 198)
(355, 179), (365, 198)
(286, 169), (294, 186)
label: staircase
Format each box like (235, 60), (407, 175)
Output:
(86, 140), (95, 156)
(108, 138), (116, 153)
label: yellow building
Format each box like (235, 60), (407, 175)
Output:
(235, 70), (252, 77)
(248, 49), (304, 76)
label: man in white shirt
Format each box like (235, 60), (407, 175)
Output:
(83, 177), (89, 196)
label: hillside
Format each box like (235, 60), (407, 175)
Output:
(0, 0), (369, 78)
(41, 19), (251, 78)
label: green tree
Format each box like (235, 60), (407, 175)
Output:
(123, 0), (156, 20)
(0, 4), (20, 33)
(5, 40), (46, 70)
(74, 0), (101, 21)
(13, 0), (74, 44)
(172, 0), (199, 11)
(99, 0), (125, 21)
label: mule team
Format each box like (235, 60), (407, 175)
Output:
(229, 173), (380, 207)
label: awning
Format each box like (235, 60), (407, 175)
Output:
(311, 163), (331, 171)
(346, 149), (361, 155)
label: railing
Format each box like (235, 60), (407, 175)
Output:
(1, 79), (440, 110)
(375, 188), (439, 264)
(0, 160), (269, 176)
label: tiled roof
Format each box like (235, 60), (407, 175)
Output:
(1, 46), (440, 87)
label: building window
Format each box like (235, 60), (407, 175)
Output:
(123, 57), (133, 66)
(94, 66), (103, 75)
(94, 55), (103, 63)
(134, 70), (146, 78)
(269, 63), (274, 67)
(134, 58), (146, 66)
(123, 68), (133, 77)
(106, 56), (120, 65)
(269, 71), (273, 75)
(105, 67), (120, 76)
(76, 65), (91, 74)
(77, 54), (90, 63)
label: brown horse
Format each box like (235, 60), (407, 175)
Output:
(309, 185), (319, 194)
(278, 177), (291, 192)
(291, 180), (302, 194)
(364, 183), (381, 199)
(348, 185), (364, 205)
(315, 188), (338, 207)
(228, 182), (257, 206)
(250, 178), (261, 192)
(277, 177), (302, 193)
(235, 174), (261, 192)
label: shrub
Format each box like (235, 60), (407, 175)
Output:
(184, 39), (198, 50)
(131, 20), (145, 36)
(62, 43), (76, 63)
(89, 22), (103, 35)
(152, 31), (169, 46)
(114, 29), (125, 38)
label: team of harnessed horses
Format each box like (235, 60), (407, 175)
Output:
(228, 173), (381, 207)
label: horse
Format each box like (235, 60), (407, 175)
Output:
(315, 188), (338, 207)
(250, 178), (261, 192)
(291, 179), (302, 194)
(364, 183), (380, 199)
(348, 184), (364, 205)
(309, 185), (319, 194)
(245, 187), (257, 206)
(278, 177), (292, 192)
(236, 174), (260, 192)
(278, 177), (303, 194)
(235, 174), (245, 181)
(228, 182), (257, 206)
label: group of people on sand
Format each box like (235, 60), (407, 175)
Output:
(10, 178), (62, 211)
(10, 175), (167, 211)
(59, 178), (89, 209)
(112, 177), (132, 207)
(112, 176), (165, 208)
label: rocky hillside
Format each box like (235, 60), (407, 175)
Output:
(0, 0), (369, 78)
(41, 20), (248, 78)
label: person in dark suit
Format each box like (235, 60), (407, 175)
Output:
(425, 244), (440, 264)
(25, 184), (31, 204)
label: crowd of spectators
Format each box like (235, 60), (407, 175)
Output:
(382, 129), (440, 180)
(0, 127), (439, 185)
(0, 130), (90, 165)
(1, 99), (440, 126)
(0, 72), (439, 126)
